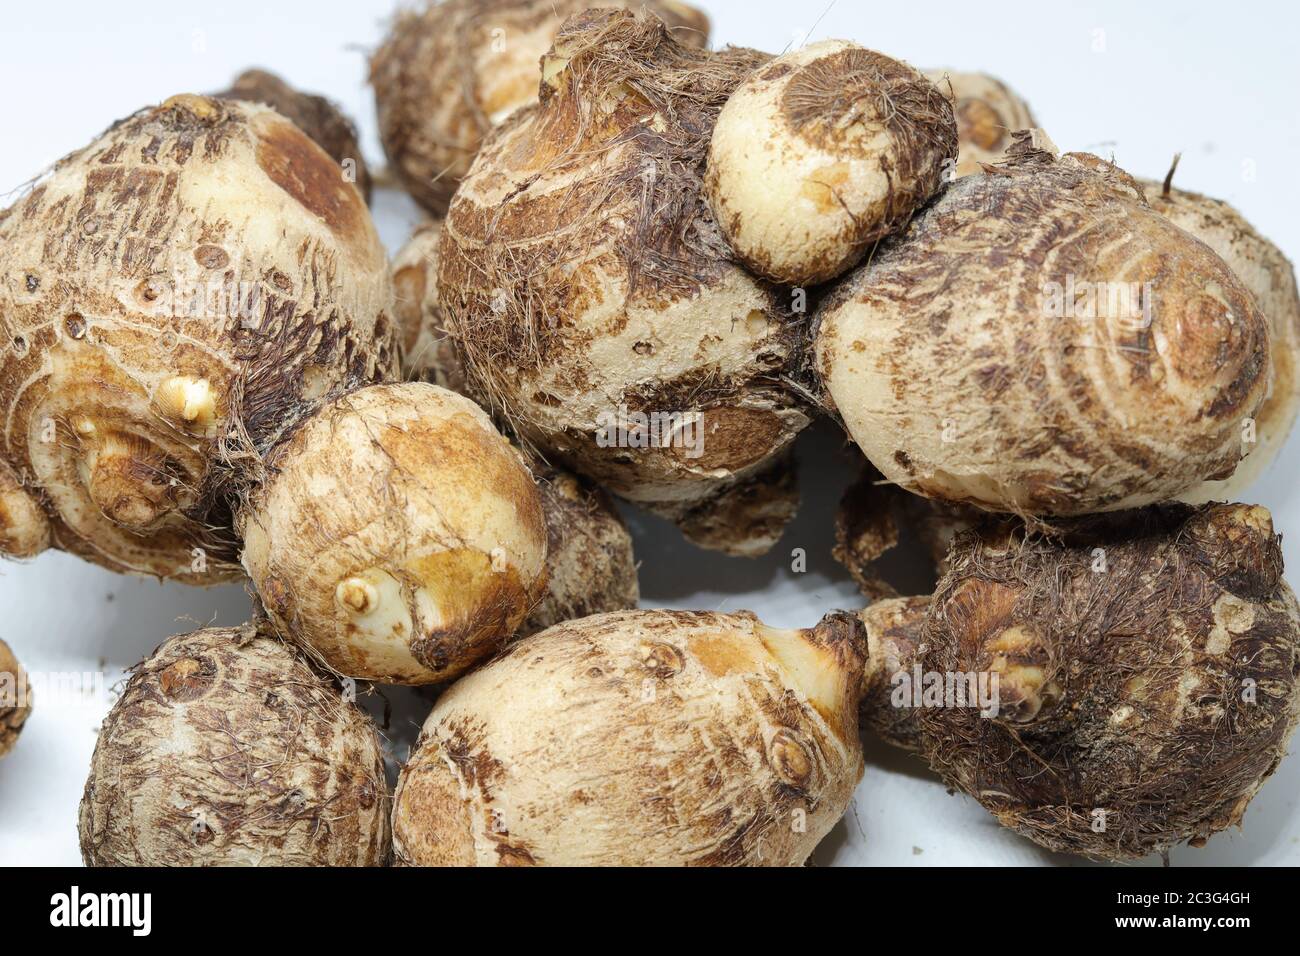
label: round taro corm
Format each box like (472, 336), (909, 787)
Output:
(79, 627), (390, 866)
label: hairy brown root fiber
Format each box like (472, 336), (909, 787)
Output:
(392, 609), (865, 866)
(0, 639), (32, 758)
(439, 10), (811, 555)
(860, 503), (1300, 860)
(816, 133), (1270, 516)
(79, 626), (390, 866)
(370, 0), (710, 215)
(0, 95), (397, 582)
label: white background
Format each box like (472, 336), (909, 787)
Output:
(1, 0), (1297, 866)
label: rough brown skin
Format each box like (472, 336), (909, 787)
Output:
(370, 0), (710, 216)
(391, 219), (466, 391)
(0, 639), (32, 758)
(1140, 174), (1300, 502)
(858, 595), (929, 751)
(672, 452), (800, 558)
(832, 464), (903, 599)
(924, 70), (1036, 176)
(214, 68), (372, 203)
(392, 609), (865, 866)
(816, 134), (1271, 517)
(860, 503), (1300, 860)
(79, 626), (390, 866)
(439, 10), (811, 555)
(0, 95), (397, 583)
(238, 382), (549, 686)
(522, 463), (639, 637)
(834, 463), (979, 594)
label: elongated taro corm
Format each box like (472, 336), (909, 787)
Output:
(392, 608), (865, 866)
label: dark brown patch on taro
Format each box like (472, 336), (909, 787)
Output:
(260, 574), (295, 619)
(441, 718), (505, 799)
(214, 68), (373, 202)
(639, 640), (685, 678)
(254, 116), (366, 239)
(193, 244), (229, 269)
(668, 406), (787, 473)
(689, 818), (761, 867)
(63, 314), (87, 340)
(768, 729), (813, 789)
(407, 549), (534, 681)
(781, 48), (956, 162)
(158, 656), (217, 701)
(495, 844), (537, 866)
(134, 277), (166, 305)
